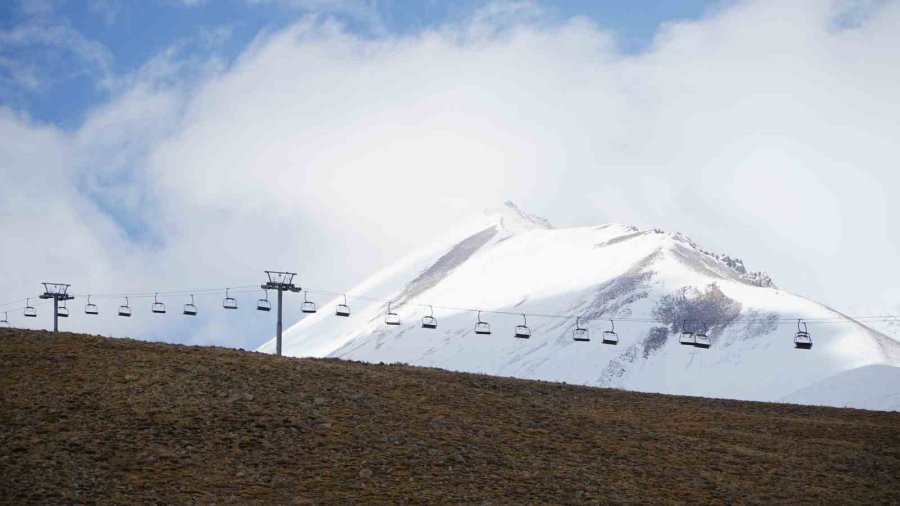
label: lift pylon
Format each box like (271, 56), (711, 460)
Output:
(261, 271), (302, 356)
(39, 282), (74, 333)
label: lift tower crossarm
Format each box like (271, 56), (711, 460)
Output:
(39, 282), (74, 333)
(261, 271), (301, 356)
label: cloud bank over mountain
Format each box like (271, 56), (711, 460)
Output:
(1, 0), (898, 349)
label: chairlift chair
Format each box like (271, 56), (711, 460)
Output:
(385, 302), (400, 326)
(693, 322), (711, 349)
(57, 300), (70, 318)
(794, 319), (812, 350)
(183, 295), (198, 316)
(335, 294), (351, 317)
(301, 291), (317, 314)
(421, 305), (437, 329)
(602, 319), (619, 345)
(118, 297), (132, 317)
(223, 288), (238, 310)
(474, 311), (491, 335)
(1, 312), (10, 328)
(573, 317), (589, 342)
(152, 293), (166, 314)
(679, 320), (695, 346)
(24, 299), (36, 318)
(514, 314), (531, 339)
(85, 295), (99, 315)
(257, 290), (272, 312)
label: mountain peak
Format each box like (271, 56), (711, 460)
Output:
(482, 201), (552, 234)
(271, 201), (899, 410)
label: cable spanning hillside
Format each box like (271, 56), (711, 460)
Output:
(1, 329), (898, 504)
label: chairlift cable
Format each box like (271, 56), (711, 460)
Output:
(69, 285), (259, 299)
(2, 281), (900, 326)
(302, 287), (900, 325)
(0, 298), (28, 308)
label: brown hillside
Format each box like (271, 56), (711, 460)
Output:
(1, 328), (898, 504)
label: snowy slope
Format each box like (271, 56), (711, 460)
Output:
(845, 305), (900, 341)
(260, 202), (900, 409)
(781, 365), (900, 411)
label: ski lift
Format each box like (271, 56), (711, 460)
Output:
(223, 288), (238, 310)
(421, 305), (437, 329)
(1, 312), (10, 328)
(335, 294), (351, 317)
(474, 311), (491, 335)
(514, 314), (531, 339)
(602, 319), (619, 345)
(694, 322), (711, 349)
(679, 320), (695, 346)
(57, 300), (70, 318)
(385, 302), (400, 326)
(573, 317), (589, 342)
(257, 290), (272, 312)
(151, 293), (166, 314)
(794, 319), (812, 349)
(85, 295), (99, 315)
(118, 297), (132, 317)
(301, 291), (317, 314)
(24, 299), (36, 318)
(183, 295), (198, 316)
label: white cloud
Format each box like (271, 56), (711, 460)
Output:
(2, 0), (899, 347)
(0, 13), (114, 93)
(15, 0), (59, 16)
(244, 0), (383, 29)
(88, 0), (123, 27)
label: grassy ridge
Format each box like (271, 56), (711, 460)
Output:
(1, 329), (898, 504)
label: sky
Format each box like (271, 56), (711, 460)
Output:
(1, 0), (898, 349)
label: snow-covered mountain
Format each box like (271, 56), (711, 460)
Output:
(260, 202), (900, 410)
(780, 364), (900, 411)
(844, 304), (900, 341)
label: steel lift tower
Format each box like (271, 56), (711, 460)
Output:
(261, 271), (301, 356)
(40, 283), (74, 333)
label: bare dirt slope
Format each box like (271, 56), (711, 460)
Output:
(1, 329), (898, 505)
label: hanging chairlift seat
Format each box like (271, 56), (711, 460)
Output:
(301, 291), (317, 314)
(602, 320), (619, 345)
(152, 293), (167, 314)
(24, 299), (36, 318)
(514, 314), (531, 339)
(1, 312), (10, 328)
(85, 295), (99, 315)
(257, 291), (272, 312)
(385, 302), (400, 326)
(183, 295), (198, 316)
(57, 302), (70, 318)
(679, 332), (695, 345)
(223, 289), (238, 310)
(679, 320), (695, 346)
(421, 306), (437, 329)
(794, 320), (813, 349)
(118, 297), (132, 317)
(335, 295), (351, 317)
(693, 322), (711, 349)
(573, 317), (589, 342)
(474, 311), (491, 335)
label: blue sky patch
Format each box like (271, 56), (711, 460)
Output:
(0, 0), (718, 128)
